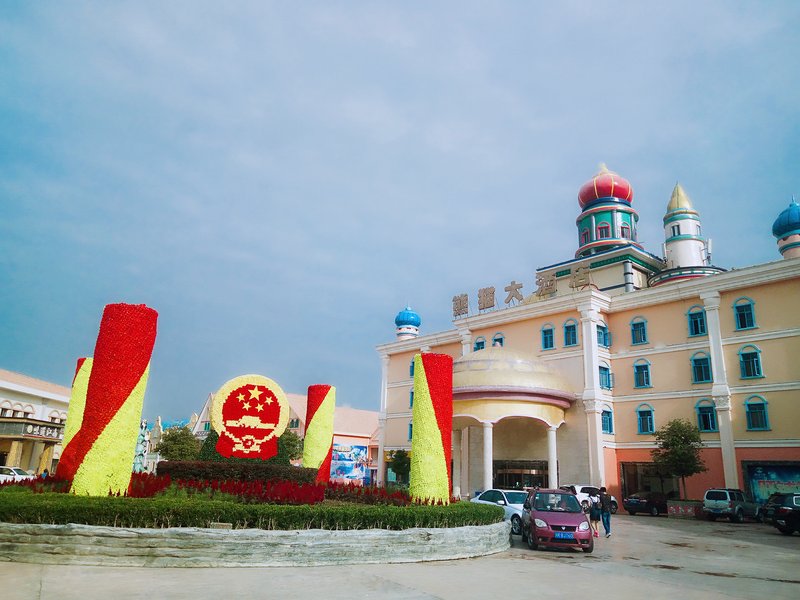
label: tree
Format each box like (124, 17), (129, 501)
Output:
(651, 418), (707, 499)
(198, 429), (303, 465)
(155, 426), (200, 461)
(387, 449), (411, 484)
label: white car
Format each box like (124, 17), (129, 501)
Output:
(470, 489), (528, 535)
(560, 484), (618, 514)
(0, 466), (34, 483)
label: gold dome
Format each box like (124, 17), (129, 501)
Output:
(667, 183), (694, 212)
(453, 346), (573, 396)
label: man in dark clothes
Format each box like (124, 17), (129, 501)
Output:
(599, 486), (613, 537)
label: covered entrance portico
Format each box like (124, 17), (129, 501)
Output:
(450, 347), (576, 497)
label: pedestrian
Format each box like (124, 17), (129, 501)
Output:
(599, 486), (612, 538)
(41, 469), (49, 479)
(588, 490), (601, 538)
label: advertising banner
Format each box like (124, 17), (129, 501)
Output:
(745, 463), (800, 504)
(330, 444), (370, 485)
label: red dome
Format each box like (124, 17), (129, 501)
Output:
(578, 164), (634, 208)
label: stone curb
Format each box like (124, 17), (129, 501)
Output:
(0, 521), (511, 567)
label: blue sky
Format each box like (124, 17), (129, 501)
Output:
(1, 2), (798, 421)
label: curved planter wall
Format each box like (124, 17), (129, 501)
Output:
(0, 521), (510, 567)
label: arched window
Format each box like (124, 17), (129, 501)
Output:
(0, 400), (12, 417)
(563, 319), (578, 347)
(620, 224), (631, 239)
(601, 405), (614, 434)
(633, 359), (651, 388)
(695, 399), (717, 432)
(473, 336), (486, 351)
(599, 362), (613, 390)
(492, 333), (505, 347)
(409, 358), (415, 377)
(733, 297), (756, 330)
(687, 305), (707, 337)
(581, 229), (590, 245)
(691, 351), (712, 383)
(630, 316), (648, 345)
(745, 396), (770, 431)
(597, 323), (611, 348)
(738, 345), (763, 378)
(597, 223), (611, 239)
(636, 404), (655, 434)
(409, 390), (414, 408)
(541, 324), (555, 350)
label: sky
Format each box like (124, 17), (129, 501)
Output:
(1, 1), (798, 421)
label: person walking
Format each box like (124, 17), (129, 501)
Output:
(588, 490), (601, 538)
(599, 486), (612, 538)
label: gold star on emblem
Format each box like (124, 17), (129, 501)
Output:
(242, 401), (251, 411)
(255, 403), (264, 412)
(264, 395), (273, 405)
(237, 393), (245, 402)
(249, 387), (262, 400)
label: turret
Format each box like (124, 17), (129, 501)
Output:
(772, 198), (800, 259)
(394, 306), (421, 340)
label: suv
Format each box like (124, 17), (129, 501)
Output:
(763, 492), (800, 535)
(703, 488), (760, 523)
(559, 484), (618, 514)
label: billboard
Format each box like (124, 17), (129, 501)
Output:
(744, 462), (800, 504)
(330, 444), (370, 486)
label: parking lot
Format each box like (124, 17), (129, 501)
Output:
(1, 514), (797, 600)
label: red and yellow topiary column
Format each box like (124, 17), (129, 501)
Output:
(57, 303), (158, 495)
(60, 357), (93, 454)
(303, 384), (336, 483)
(409, 353), (453, 504)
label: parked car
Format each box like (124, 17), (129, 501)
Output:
(521, 488), (593, 553)
(559, 484), (618, 514)
(8, 467), (35, 481)
(470, 489), (528, 535)
(763, 492), (800, 535)
(623, 491), (669, 516)
(702, 488), (761, 523)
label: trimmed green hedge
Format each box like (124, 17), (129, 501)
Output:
(156, 460), (317, 484)
(0, 490), (504, 530)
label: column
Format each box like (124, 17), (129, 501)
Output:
(701, 292), (739, 488)
(482, 422), (493, 491)
(579, 303), (606, 485)
(376, 353), (390, 486)
(458, 328), (472, 356)
(547, 426), (559, 488)
(452, 429), (462, 498)
(7, 440), (23, 467)
(37, 444), (55, 474)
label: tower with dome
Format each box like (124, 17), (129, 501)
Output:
(377, 165), (800, 505)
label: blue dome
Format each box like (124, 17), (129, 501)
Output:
(395, 306), (421, 328)
(773, 200), (800, 238)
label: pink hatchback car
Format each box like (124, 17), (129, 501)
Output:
(521, 488), (594, 553)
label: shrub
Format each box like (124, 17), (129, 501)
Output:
(156, 460), (317, 484)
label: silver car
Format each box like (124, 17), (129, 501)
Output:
(470, 489), (528, 535)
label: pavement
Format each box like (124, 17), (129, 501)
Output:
(1, 514), (798, 599)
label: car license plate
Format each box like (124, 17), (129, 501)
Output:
(554, 531), (574, 540)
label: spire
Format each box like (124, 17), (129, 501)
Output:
(667, 183), (694, 212)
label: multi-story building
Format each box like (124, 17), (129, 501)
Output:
(376, 167), (800, 503)
(0, 368), (69, 473)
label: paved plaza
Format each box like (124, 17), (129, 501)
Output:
(1, 515), (797, 600)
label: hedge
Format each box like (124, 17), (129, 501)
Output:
(0, 490), (503, 530)
(155, 460), (317, 484)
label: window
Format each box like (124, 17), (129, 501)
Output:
(599, 365), (613, 390)
(492, 333), (505, 347)
(581, 229), (590, 245)
(733, 298), (756, 330)
(597, 223), (611, 239)
(474, 337), (486, 351)
(597, 324), (611, 348)
(541, 325), (554, 350)
(691, 352), (712, 383)
(671, 224), (680, 237)
(630, 318), (648, 345)
(409, 390), (414, 408)
(637, 404), (655, 434)
(408, 422), (413, 440)
(620, 224), (631, 239)
(696, 400), (717, 432)
(563, 320), (578, 347)
(633, 360), (651, 388)
(203, 421), (211, 431)
(687, 306), (707, 337)
(601, 409), (614, 434)
(745, 397), (770, 430)
(738, 345), (763, 378)
(409, 358), (415, 377)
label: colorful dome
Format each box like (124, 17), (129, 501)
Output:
(578, 164), (634, 208)
(394, 306), (421, 328)
(772, 199), (800, 238)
